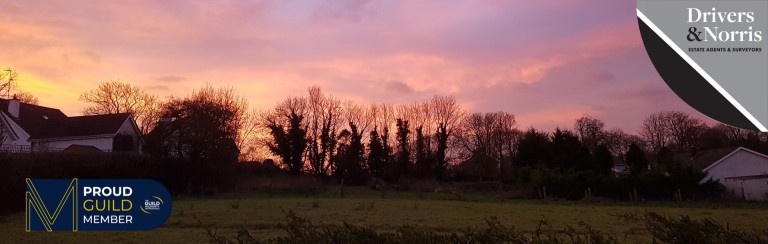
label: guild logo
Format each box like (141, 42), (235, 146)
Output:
(140, 197), (164, 214)
(25, 178), (172, 231)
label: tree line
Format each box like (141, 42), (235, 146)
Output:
(258, 87), (768, 185)
(63, 81), (768, 190)
(6, 79), (765, 199)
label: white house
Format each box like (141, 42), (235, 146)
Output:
(0, 97), (142, 153)
(684, 147), (768, 201)
(723, 175), (768, 201)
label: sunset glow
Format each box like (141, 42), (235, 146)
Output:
(0, 0), (706, 132)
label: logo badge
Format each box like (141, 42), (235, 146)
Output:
(25, 178), (172, 232)
(637, 0), (768, 131)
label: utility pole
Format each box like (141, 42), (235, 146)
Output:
(0, 68), (17, 99)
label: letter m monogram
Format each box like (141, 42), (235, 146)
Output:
(25, 178), (78, 232)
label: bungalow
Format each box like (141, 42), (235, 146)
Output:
(683, 147), (768, 201)
(0, 97), (142, 153)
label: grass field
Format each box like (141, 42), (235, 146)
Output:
(3, 187), (768, 243)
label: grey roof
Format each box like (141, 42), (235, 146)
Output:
(679, 147), (739, 171)
(1, 98), (130, 140)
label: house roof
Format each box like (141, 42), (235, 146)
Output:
(1, 98), (131, 140)
(31, 113), (132, 140)
(679, 147), (739, 171)
(0, 98), (67, 136)
(680, 147), (768, 172)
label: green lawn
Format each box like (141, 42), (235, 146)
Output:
(3, 187), (768, 243)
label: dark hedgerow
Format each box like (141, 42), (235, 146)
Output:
(205, 211), (768, 244)
(206, 210), (620, 244)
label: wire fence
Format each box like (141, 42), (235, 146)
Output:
(0, 144), (65, 153)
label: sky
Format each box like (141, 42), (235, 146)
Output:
(0, 0), (709, 133)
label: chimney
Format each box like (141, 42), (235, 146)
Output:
(8, 94), (20, 118)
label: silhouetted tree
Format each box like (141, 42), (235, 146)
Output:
(699, 124), (767, 153)
(14, 91), (38, 105)
(414, 126), (434, 178)
(603, 128), (643, 161)
(550, 129), (591, 170)
(367, 127), (386, 178)
(574, 114), (605, 152)
(306, 87), (342, 178)
(335, 123), (367, 184)
(626, 143), (649, 175)
(238, 109), (265, 162)
(641, 111), (704, 152)
(370, 103), (395, 178)
(434, 125), (449, 179)
(664, 111), (705, 151)
(593, 144), (614, 175)
(146, 86), (243, 161)
(264, 97), (308, 176)
(456, 112), (518, 178)
(430, 96), (464, 179)
(394, 118), (410, 179)
(515, 128), (551, 167)
(657, 146), (675, 173)
(143, 85), (242, 193)
(381, 126), (392, 174)
(79, 80), (161, 135)
(641, 112), (669, 152)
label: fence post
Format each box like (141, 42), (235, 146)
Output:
(538, 188), (543, 200)
(633, 188), (639, 202)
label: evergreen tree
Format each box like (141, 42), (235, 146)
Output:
(550, 128), (590, 170)
(414, 126), (434, 178)
(335, 123), (367, 185)
(434, 124), (449, 179)
(367, 127), (386, 178)
(266, 110), (308, 176)
(394, 119), (411, 178)
(657, 146), (675, 173)
(381, 126), (393, 177)
(593, 144), (614, 176)
(515, 128), (552, 167)
(626, 143), (649, 175)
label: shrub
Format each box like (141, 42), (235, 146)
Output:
(642, 212), (768, 243)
